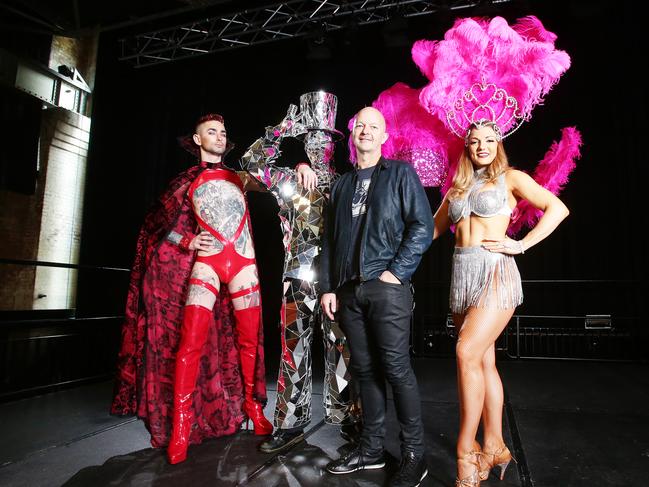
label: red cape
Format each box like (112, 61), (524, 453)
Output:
(111, 162), (267, 448)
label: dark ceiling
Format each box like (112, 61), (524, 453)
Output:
(0, 0), (266, 36)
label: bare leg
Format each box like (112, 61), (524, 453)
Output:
(481, 343), (506, 453)
(454, 307), (514, 480)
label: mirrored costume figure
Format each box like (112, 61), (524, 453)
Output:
(242, 92), (360, 452)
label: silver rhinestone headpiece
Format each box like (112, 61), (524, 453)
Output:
(447, 81), (525, 143)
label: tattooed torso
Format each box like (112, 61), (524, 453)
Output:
(191, 179), (254, 257)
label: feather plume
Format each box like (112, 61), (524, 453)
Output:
(347, 83), (450, 186)
(416, 16), (571, 136)
(508, 127), (582, 235)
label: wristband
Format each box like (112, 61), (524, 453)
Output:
(179, 235), (193, 250)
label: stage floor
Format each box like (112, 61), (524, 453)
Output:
(0, 358), (647, 487)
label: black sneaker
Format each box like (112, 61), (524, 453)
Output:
(389, 452), (428, 487)
(258, 429), (304, 454)
(339, 422), (362, 444)
(326, 447), (386, 474)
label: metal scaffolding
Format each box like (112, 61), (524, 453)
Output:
(119, 0), (512, 67)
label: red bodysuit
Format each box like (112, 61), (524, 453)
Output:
(187, 167), (257, 292)
(168, 164), (271, 464)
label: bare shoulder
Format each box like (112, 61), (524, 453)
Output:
(505, 168), (534, 187)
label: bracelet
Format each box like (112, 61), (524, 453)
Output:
(518, 240), (525, 254)
(179, 235), (193, 250)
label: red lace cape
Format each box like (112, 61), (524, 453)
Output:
(110, 162), (267, 448)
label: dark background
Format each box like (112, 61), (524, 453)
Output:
(2, 0), (643, 391)
(75, 0), (642, 344)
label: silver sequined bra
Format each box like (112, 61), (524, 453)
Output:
(448, 171), (512, 224)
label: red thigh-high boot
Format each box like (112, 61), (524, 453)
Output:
(232, 286), (272, 435)
(168, 303), (211, 464)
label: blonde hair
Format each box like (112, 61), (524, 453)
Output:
(449, 122), (510, 199)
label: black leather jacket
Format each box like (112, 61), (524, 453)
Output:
(319, 157), (433, 293)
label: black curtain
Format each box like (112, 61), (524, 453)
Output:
(78, 0), (642, 343)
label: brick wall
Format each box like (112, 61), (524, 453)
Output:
(49, 34), (97, 91)
(0, 188), (41, 309)
(0, 120), (48, 310)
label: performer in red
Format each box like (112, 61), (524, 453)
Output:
(111, 114), (272, 465)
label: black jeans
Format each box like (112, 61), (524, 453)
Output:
(337, 279), (425, 457)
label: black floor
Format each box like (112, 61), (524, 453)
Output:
(1, 358), (648, 487)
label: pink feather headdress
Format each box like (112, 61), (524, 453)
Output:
(415, 16), (571, 139)
(344, 14), (581, 208)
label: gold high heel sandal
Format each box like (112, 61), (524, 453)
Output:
(455, 451), (482, 487)
(480, 445), (516, 481)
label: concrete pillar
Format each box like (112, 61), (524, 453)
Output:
(0, 32), (97, 311)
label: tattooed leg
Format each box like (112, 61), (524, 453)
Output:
(185, 262), (220, 309)
(228, 264), (260, 310)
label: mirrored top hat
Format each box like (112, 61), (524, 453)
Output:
(299, 91), (344, 140)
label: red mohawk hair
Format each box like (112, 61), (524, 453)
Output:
(194, 113), (225, 132)
(178, 113), (234, 159)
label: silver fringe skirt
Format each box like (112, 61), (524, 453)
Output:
(450, 246), (523, 314)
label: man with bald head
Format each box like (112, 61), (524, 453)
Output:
(320, 107), (433, 486)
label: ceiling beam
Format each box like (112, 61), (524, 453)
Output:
(118, 0), (512, 67)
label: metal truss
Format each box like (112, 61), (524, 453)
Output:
(119, 0), (512, 67)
